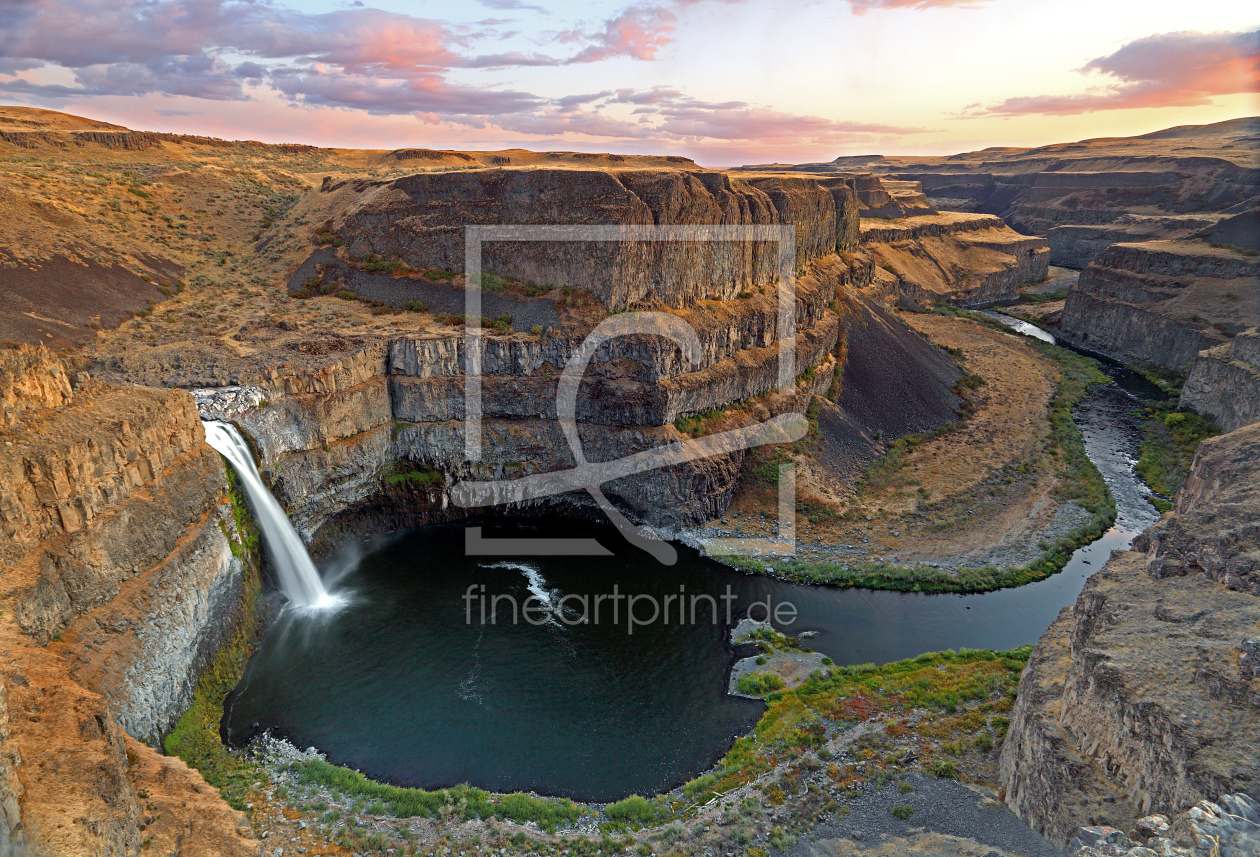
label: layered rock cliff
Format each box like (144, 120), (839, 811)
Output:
(1182, 328), (1260, 433)
(0, 345), (257, 857)
(750, 117), (1259, 268)
(329, 168), (856, 311)
(210, 254), (848, 544)
(999, 421), (1260, 847)
(1058, 240), (1259, 372)
(860, 212), (1049, 307)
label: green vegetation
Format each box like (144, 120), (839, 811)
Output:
(898, 781), (914, 794)
(287, 759), (582, 832)
(890, 805), (915, 820)
(1020, 288), (1070, 303)
(383, 465), (444, 490)
(855, 421), (960, 494)
(475, 271), (552, 297)
(401, 300), (428, 313)
(1136, 406), (1219, 498)
(604, 795), (670, 827)
(736, 673), (786, 696)
(713, 647), (1027, 795)
(681, 774), (717, 798)
(358, 253), (412, 275)
(165, 472), (265, 810)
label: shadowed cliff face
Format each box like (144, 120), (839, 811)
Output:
(1058, 240), (1259, 372)
(999, 421), (1260, 847)
(0, 345), (257, 857)
(1182, 328), (1260, 433)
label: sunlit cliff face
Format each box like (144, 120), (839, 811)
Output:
(0, 0), (1254, 165)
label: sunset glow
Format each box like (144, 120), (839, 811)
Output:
(1, 0), (1255, 164)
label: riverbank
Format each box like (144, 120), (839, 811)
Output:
(691, 309), (1116, 593)
(170, 643), (1037, 857)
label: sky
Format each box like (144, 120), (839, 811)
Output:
(0, 0), (1256, 166)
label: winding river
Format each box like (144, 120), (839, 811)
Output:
(224, 314), (1164, 801)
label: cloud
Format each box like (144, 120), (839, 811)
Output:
(0, 0), (931, 159)
(847, 0), (991, 12)
(975, 29), (1259, 116)
(477, 0), (549, 12)
(269, 69), (541, 117)
(562, 4), (679, 62)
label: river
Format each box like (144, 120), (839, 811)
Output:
(223, 313), (1164, 801)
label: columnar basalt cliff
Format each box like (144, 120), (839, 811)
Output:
(1182, 328), (1260, 433)
(859, 212), (1050, 307)
(216, 258), (846, 543)
(330, 168), (853, 311)
(0, 345), (257, 857)
(1058, 240), (1259, 372)
(999, 422), (1260, 847)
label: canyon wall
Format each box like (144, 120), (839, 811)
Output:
(219, 256), (849, 543)
(0, 345), (257, 856)
(860, 212), (1049, 307)
(999, 421), (1260, 847)
(1058, 241), (1259, 372)
(331, 168), (857, 311)
(1182, 328), (1260, 433)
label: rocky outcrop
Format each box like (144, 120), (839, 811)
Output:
(860, 213), (1049, 307)
(0, 345), (72, 427)
(1182, 328), (1260, 433)
(1058, 241), (1259, 371)
(1067, 794), (1259, 856)
(0, 348), (258, 857)
(330, 168), (859, 311)
(1000, 423), (1260, 847)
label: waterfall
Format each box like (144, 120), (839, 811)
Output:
(202, 421), (342, 611)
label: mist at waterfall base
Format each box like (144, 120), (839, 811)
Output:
(222, 328), (1160, 801)
(202, 421), (344, 612)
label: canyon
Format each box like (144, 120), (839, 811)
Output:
(0, 106), (1256, 857)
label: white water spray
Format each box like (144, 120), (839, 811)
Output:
(203, 421), (343, 611)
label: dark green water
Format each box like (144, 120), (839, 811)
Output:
(225, 346), (1160, 801)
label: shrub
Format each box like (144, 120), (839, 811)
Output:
(736, 673), (785, 696)
(605, 795), (665, 826)
(682, 774), (716, 798)
(337, 290), (357, 301)
(384, 469), (443, 490)
(890, 805), (915, 820)
(401, 300), (428, 313)
(930, 758), (958, 779)
(898, 781), (914, 794)
(768, 828), (795, 849)
(974, 732), (995, 752)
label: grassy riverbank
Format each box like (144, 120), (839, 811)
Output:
(170, 637), (1031, 857)
(721, 328), (1116, 594)
(1135, 403), (1218, 510)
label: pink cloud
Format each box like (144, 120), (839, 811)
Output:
(848, 0), (991, 12)
(977, 30), (1259, 116)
